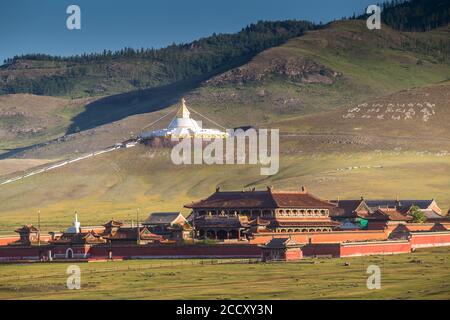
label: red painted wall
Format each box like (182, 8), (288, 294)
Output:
(250, 230), (388, 245)
(0, 235), (51, 246)
(0, 246), (41, 260)
(285, 248), (302, 261)
(2, 231), (450, 262)
(410, 232), (450, 248)
(0, 236), (19, 246)
(301, 243), (341, 258)
(340, 241), (411, 257)
(405, 224), (435, 232)
(89, 244), (262, 259)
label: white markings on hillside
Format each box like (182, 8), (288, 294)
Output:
(0, 141), (137, 187)
(343, 102), (436, 122)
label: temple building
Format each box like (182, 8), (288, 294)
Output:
(50, 216), (162, 248)
(260, 237), (303, 262)
(330, 198), (445, 229)
(364, 207), (413, 230)
(143, 212), (191, 240)
(10, 225), (40, 246)
(139, 98), (228, 139)
(185, 186), (340, 240)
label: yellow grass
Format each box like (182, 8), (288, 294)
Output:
(0, 144), (449, 234)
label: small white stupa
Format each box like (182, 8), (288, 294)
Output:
(140, 99), (228, 139)
(66, 212), (81, 234)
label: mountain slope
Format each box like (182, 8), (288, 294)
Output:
(0, 94), (95, 153)
(186, 20), (450, 127)
(2, 20), (449, 161)
(0, 21), (314, 97)
(275, 81), (450, 138)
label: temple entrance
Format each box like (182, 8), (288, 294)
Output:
(206, 230), (216, 239)
(66, 248), (74, 259)
(216, 230), (228, 240)
(229, 230), (238, 239)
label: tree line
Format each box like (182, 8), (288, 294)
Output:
(353, 0), (450, 32)
(1, 20), (315, 96)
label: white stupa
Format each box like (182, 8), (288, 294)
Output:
(139, 99), (228, 139)
(66, 213), (81, 234)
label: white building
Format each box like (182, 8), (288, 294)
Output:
(139, 99), (228, 139)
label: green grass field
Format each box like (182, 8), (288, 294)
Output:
(0, 247), (449, 300)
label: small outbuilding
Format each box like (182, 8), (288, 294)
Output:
(11, 225), (40, 246)
(260, 237), (303, 262)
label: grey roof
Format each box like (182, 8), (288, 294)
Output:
(262, 237), (300, 249)
(365, 200), (434, 210)
(330, 200), (364, 218)
(423, 210), (445, 219)
(143, 212), (183, 225)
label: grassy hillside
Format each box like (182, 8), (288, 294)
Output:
(1, 140), (450, 233)
(275, 81), (450, 138)
(2, 20), (449, 161)
(1, 247), (449, 299)
(188, 21), (450, 128)
(0, 94), (96, 153)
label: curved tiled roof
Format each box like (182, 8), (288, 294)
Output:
(367, 208), (412, 221)
(329, 200), (365, 218)
(15, 225), (39, 233)
(185, 188), (337, 209)
(143, 212), (184, 225)
(365, 200), (434, 210)
(103, 219), (124, 227)
(194, 216), (250, 228)
(270, 191), (336, 208)
(262, 237), (302, 249)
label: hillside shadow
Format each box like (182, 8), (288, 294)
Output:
(66, 56), (252, 134)
(0, 56), (252, 160)
(66, 79), (194, 134)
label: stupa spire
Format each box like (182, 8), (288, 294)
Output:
(73, 212), (80, 233)
(179, 98), (190, 119)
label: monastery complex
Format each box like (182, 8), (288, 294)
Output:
(1, 186), (450, 262)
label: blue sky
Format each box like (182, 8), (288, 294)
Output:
(0, 0), (376, 63)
